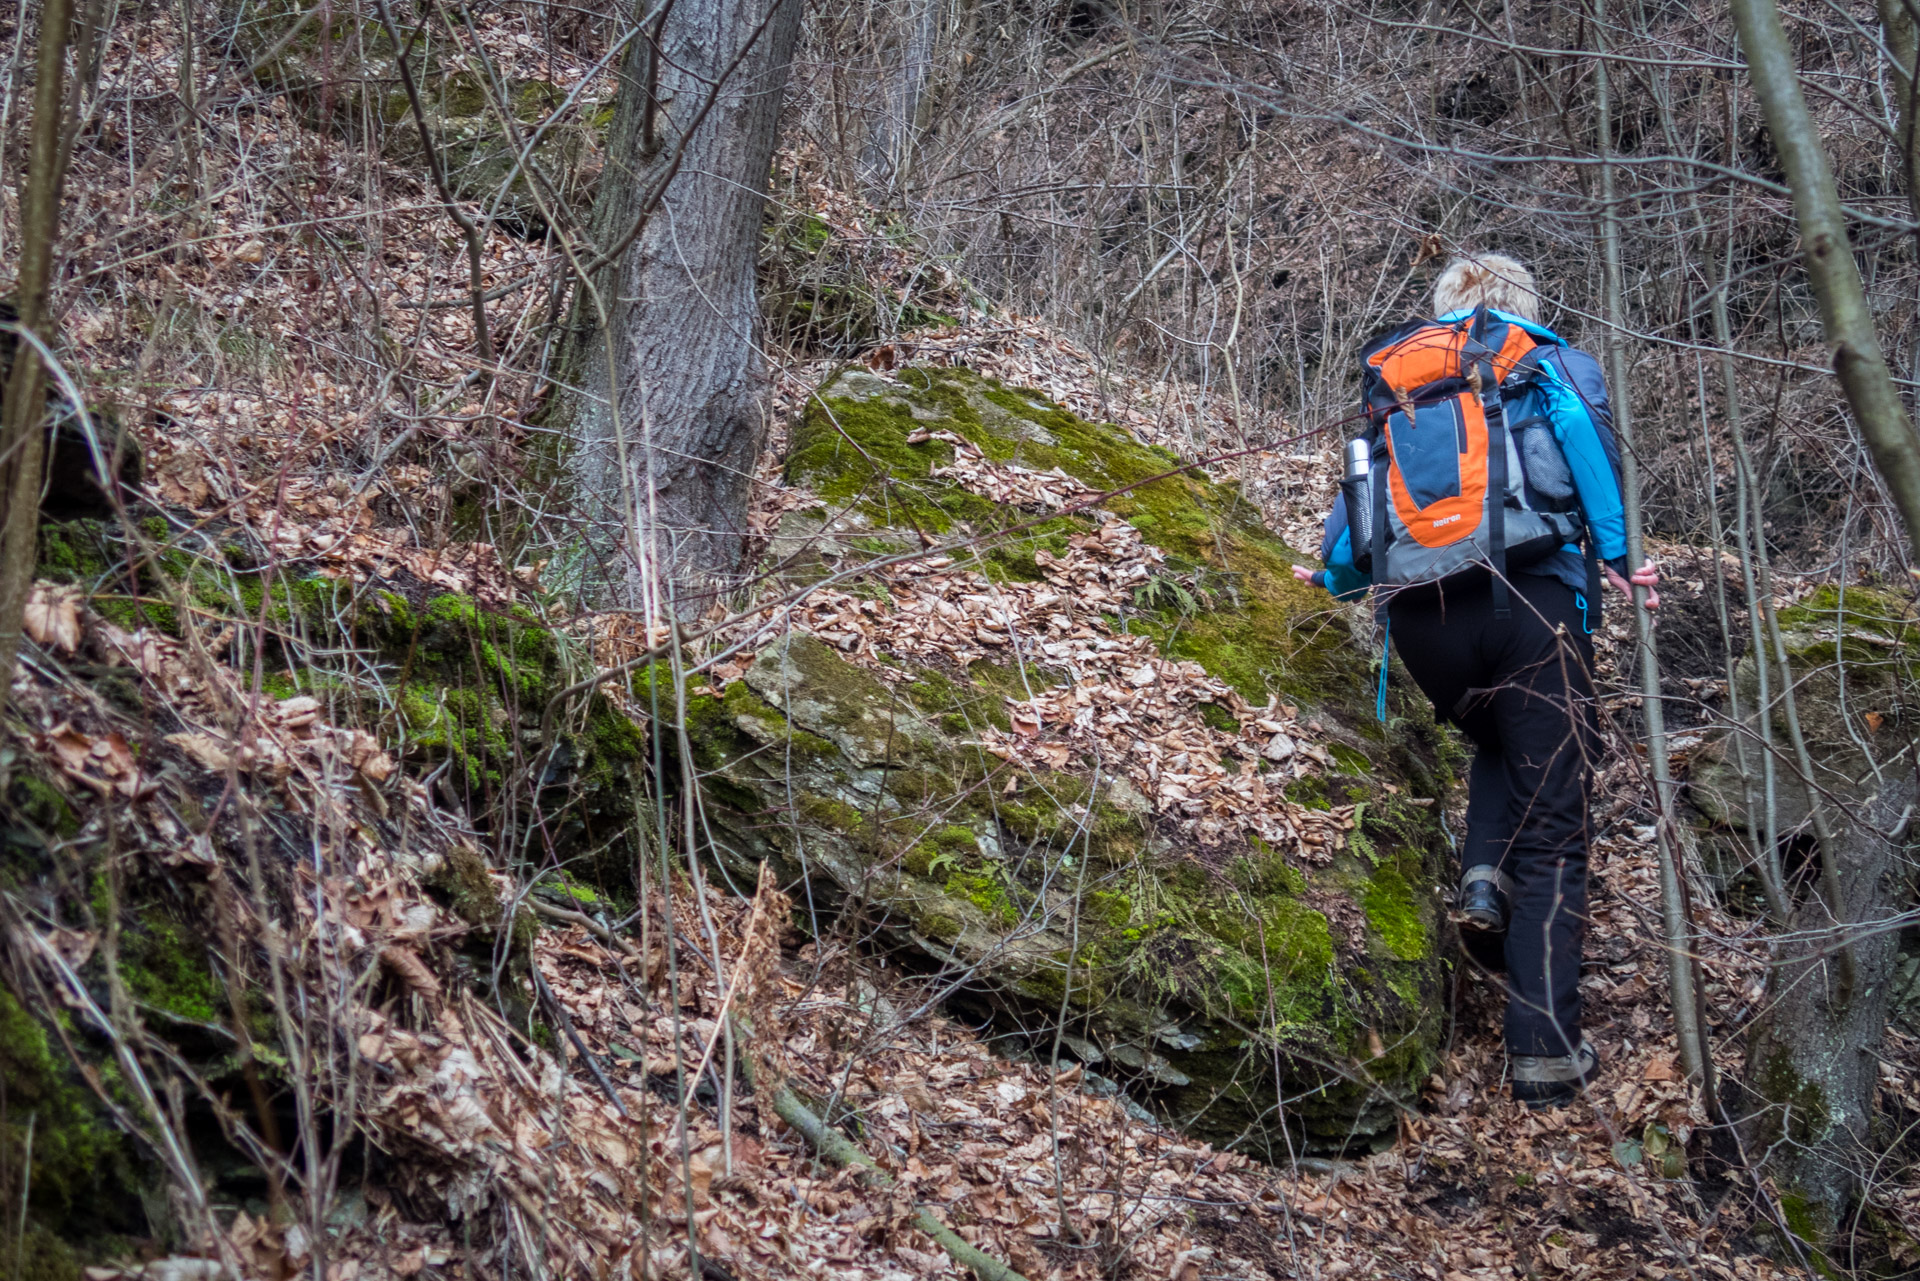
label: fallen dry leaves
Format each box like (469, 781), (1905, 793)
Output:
(10, 578), (1849, 1281)
(713, 402), (1360, 860)
(12, 15), (1917, 1280)
(25, 583), (84, 653)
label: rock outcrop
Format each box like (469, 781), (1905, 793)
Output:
(229, 4), (599, 235)
(1689, 585), (1920, 896)
(681, 364), (1456, 1153)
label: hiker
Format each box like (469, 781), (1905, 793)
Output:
(1292, 254), (1659, 1108)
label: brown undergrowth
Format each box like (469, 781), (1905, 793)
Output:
(2, 573), (1881, 1281)
(4, 1), (1920, 1277)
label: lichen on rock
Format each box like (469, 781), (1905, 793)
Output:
(688, 363), (1452, 1153)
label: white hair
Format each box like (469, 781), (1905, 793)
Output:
(1432, 253), (1541, 323)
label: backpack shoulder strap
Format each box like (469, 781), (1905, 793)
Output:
(1467, 307), (1515, 619)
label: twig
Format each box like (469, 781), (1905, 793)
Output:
(529, 895), (642, 956)
(371, 0), (495, 378)
(398, 269), (550, 310)
(1593, 0), (1712, 1102)
(530, 962), (630, 1118)
(760, 1072), (1033, 1281)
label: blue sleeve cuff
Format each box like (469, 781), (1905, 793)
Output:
(1323, 527), (1372, 600)
(1324, 564), (1371, 601)
(1590, 515), (1628, 563)
(1303, 526), (1372, 600)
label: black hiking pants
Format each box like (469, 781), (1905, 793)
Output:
(1386, 573), (1597, 1057)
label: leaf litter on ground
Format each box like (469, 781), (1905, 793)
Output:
(9, 14), (1913, 1279)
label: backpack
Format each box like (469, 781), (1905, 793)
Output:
(1352, 306), (1586, 613)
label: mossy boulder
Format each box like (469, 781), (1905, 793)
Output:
(691, 364), (1453, 1154)
(0, 982), (147, 1275)
(223, 1), (598, 236)
(379, 73), (597, 238)
(356, 589), (647, 892)
(760, 207), (963, 354)
(1689, 584), (1920, 893)
(34, 512), (646, 898)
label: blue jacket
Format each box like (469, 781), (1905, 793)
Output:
(1308, 309), (1628, 601)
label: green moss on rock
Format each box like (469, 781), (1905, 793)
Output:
(0, 985), (144, 1255)
(122, 909), (223, 1022)
(1362, 866), (1430, 962)
(7, 775), (79, 847)
(693, 485), (1447, 1155)
(429, 843), (503, 930)
(1691, 582), (1920, 899)
(757, 367), (1451, 1150)
(225, 0), (596, 237)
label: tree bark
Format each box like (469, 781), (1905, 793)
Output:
(1742, 773), (1915, 1246)
(562, 0), (802, 615)
(1732, 0), (1920, 562)
(1732, 0), (1920, 1239)
(1875, 0), (1920, 227)
(0, 0), (77, 720)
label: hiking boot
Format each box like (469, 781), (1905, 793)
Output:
(1510, 1038), (1601, 1109)
(1454, 865), (1511, 933)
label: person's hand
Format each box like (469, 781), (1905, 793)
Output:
(1292, 565), (1317, 585)
(1605, 557), (1661, 609)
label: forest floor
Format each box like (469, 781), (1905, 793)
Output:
(10, 5), (1920, 1279)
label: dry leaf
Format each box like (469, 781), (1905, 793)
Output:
(166, 732), (233, 773)
(380, 946), (440, 1000)
(1170, 1248), (1212, 1281)
(583, 1124), (631, 1166)
(688, 1144), (722, 1205)
(278, 696), (323, 730)
(97, 732), (138, 786)
(24, 583), (82, 653)
(46, 927), (97, 968)
(46, 723), (94, 773)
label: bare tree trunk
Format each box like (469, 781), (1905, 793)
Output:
(1730, 0), (1920, 1241)
(0, 0), (76, 720)
(1732, 0), (1920, 562)
(858, 0), (939, 193)
(890, 0), (940, 194)
(1743, 773), (1916, 1246)
(561, 0), (802, 614)
(1876, 0), (1920, 226)
(1593, 0), (1712, 1093)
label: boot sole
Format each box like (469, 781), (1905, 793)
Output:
(1510, 1044), (1600, 1109)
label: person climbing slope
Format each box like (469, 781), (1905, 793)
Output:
(1292, 253), (1660, 1108)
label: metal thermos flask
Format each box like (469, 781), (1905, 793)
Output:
(1341, 438), (1374, 573)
